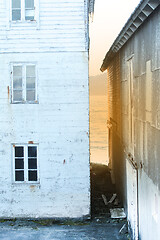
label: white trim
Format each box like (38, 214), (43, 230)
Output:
(11, 62), (38, 104)
(9, 0), (39, 27)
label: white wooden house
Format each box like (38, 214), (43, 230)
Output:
(0, 0), (95, 219)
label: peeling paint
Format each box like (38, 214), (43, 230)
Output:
(0, 0), (91, 219)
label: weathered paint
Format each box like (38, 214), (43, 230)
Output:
(101, 4), (160, 240)
(0, 0), (93, 219)
(126, 158), (138, 240)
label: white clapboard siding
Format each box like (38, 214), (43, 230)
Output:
(0, 0), (88, 53)
(0, 0), (90, 219)
(0, 49), (90, 218)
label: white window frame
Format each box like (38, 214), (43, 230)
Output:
(9, 0), (39, 27)
(12, 144), (39, 183)
(11, 63), (38, 104)
(10, 0), (36, 22)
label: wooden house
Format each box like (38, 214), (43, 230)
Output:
(0, 0), (95, 219)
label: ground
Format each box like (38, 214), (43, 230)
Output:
(0, 163), (131, 240)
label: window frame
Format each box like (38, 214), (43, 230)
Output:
(11, 0), (35, 22)
(12, 144), (39, 184)
(11, 63), (38, 104)
(8, 0), (40, 29)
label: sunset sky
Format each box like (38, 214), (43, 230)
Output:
(89, 0), (141, 76)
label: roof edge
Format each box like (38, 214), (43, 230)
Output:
(89, 0), (95, 14)
(100, 0), (160, 72)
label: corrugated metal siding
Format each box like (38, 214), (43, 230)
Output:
(106, 6), (160, 239)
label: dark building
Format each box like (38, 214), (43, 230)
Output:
(101, 0), (160, 239)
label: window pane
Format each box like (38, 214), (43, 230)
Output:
(25, 16), (34, 20)
(12, 10), (21, 21)
(26, 90), (35, 101)
(28, 158), (37, 169)
(28, 171), (37, 181)
(13, 66), (22, 76)
(13, 90), (23, 101)
(12, 0), (21, 8)
(13, 76), (22, 89)
(26, 77), (35, 89)
(15, 147), (24, 157)
(15, 159), (24, 169)
(15, 171), (24, 181)
(28, 146), (37, 157)
(25, 0), (34, 9)
(26, 66), (35, 77)
(25, 10), (34, 20)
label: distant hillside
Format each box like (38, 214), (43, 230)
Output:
(89, 73), (107, 96)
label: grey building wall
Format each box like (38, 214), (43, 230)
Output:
(106, 5), (160, 240)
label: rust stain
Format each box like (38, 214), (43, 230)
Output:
(7, 86), (9, 99)
(13, 145), (15, 148)
(63, 159), (66, 164)
(30, 185), (36, 192)
(28, 141), (34, 144)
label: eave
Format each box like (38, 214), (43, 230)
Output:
(100, 0), (160, 72)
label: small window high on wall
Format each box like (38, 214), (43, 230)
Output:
(13, 144), (38, 182)
(12, 0), (35, 21)
(11, 63), (37, 103)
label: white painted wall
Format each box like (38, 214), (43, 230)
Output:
(126, 159), (138, 240)
(0, 0), (91, 219)
(0, 0), (88, 52)
(138, 170), (160, 240)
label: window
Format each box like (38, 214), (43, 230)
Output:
(12, 0), (35, 21)
(13, 145), (38, 182)
(12, 64), (37, 103)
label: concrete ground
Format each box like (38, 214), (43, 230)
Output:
(0, 163), (130, 240)
(0, 220), (129, 240)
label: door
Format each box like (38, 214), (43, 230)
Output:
(126, 158), (138, 240)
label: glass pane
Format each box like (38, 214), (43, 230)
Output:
(12, 10), (21, 21)
(13, 66), (22, 76)
(12, 0), (21, 8)
(25, 0), (34, 9)
(28, 158), (37, 169)
(25, 16), (34, 20)
(15, 146), (24, 157)
(15, 159), (24, 169)
(15, 171), (24, 181)
(28, 146), (37, 157)
(26, 66), (35, 77)
(13, 90), (22, 101)
(13, 76), (22, 89)
(28, 171), (37, 181)
(26, 90), (35, 101)
(25, 10), (34, 20)
(26, 77), (35, 89)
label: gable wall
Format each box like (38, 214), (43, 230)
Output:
(0, 0), (90, 219)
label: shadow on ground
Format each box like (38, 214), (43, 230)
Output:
(91, 163), (130, 239)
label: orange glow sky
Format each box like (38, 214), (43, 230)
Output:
(89, 0), (141, 76)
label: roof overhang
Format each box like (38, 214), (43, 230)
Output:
(89, 0), (95, 15)
(100, 0), (160, 72)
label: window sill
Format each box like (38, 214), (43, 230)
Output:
(12, 181), (40, 185)
(9, 20), (38, 29)
(11, 101), (39, 104)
